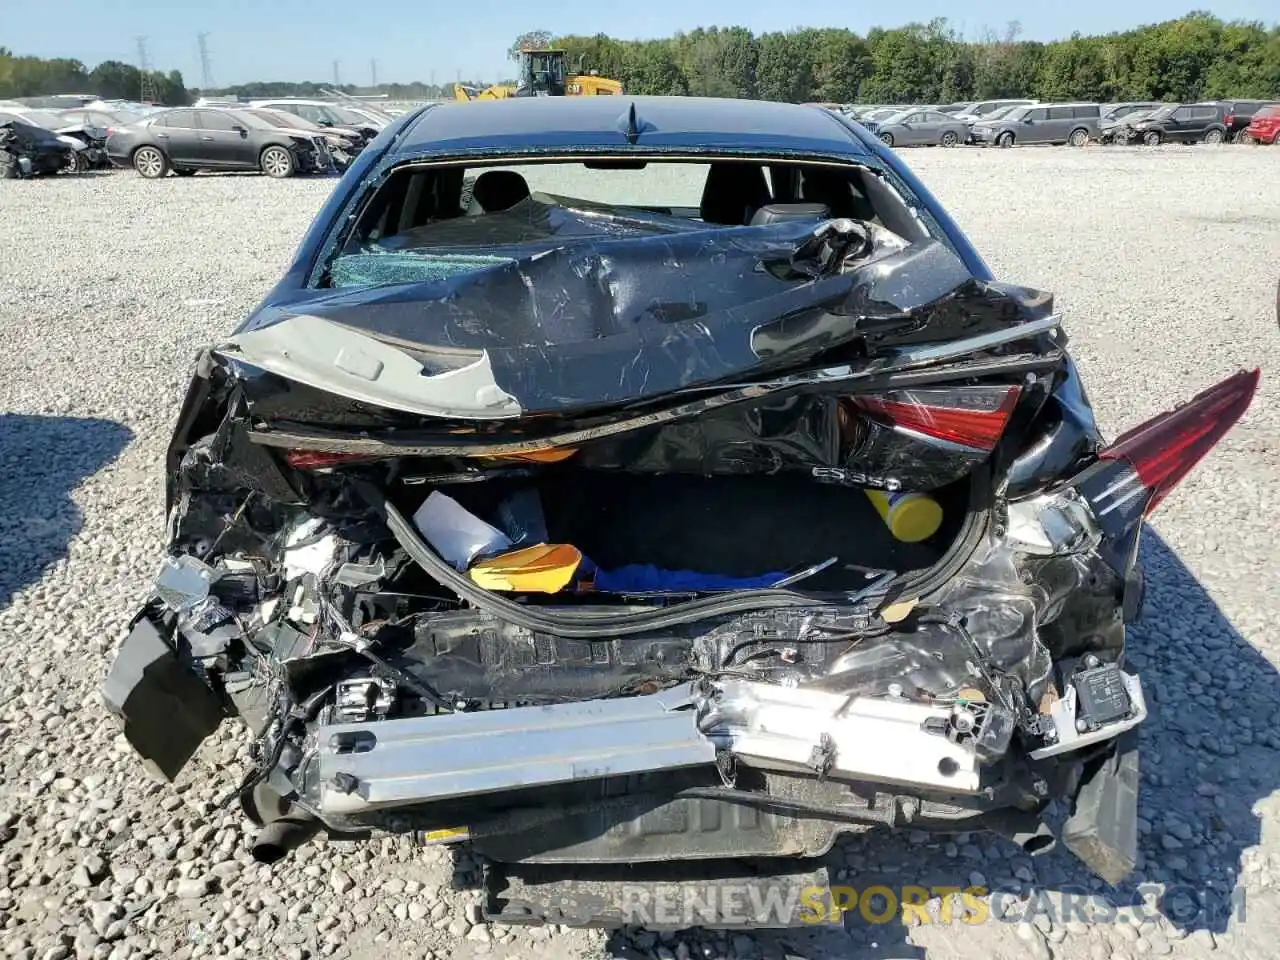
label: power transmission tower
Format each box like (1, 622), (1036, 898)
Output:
(197, 33), (215, 91)
(370, 59), (378, 89)
(333, 60), (341, 87)
(136, 36), (157, 103)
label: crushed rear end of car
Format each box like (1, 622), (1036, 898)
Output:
(101, 151), (1258, 927)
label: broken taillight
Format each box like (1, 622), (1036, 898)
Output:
(853, 385), (1021, 451)
(284, 449), (379, 470)
(1079, 369), (1259, 532)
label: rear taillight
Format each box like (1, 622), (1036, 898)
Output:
(853, 385), (1021, 451)
(1097, 369), (1258, 512)
(284, 449), (378, 470)
(1078, 370), (1258, 536)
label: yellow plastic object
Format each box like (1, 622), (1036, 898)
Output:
(864, 489), (943, 543)
(496, 448), (578, 463)
(880, 597), (919, 623)
(468, 543), (583, 593)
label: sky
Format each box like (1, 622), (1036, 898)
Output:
(5, 0), (1278, 87)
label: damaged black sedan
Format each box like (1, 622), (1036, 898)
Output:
(104, 96), (1258, 927)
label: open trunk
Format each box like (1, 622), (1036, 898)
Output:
(397, 468), (976, 597)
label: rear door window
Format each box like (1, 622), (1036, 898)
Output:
(159, 110), (197, 129)
(1073, 105), (1100, 118)
(197, 111), (238, 131)
(1047, 107), (1073, 120)
(289, 105), (326, 124)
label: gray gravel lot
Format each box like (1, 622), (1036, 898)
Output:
(0, 146), (1278, 960)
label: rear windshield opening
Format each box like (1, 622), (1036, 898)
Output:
(321, 158), (930, 290)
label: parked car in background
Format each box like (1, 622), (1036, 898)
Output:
(105, 107), (332, 179)
(12, 94), (98, 109)
(87, 99), (167, 118)
(60, 106), (143, 133)
(230, 107), (363, 169)
(0, 107), (102, 169)
(0, 117), (75, 177)
(1218, 99), (1280, 141)
(1097, 105), (1167, 144)
(952, 98), (1039, 124)
(249, 99), (385, 143)
(1098, 102), (1164, 128)
(863, 108), (969, 147)
(1126, 103), (1229, 144)
(965, 104), (1021, 132)
(971, 103), (1101, 147)
(854, 107), (904, 127)
(1244, 104), (1280, 144)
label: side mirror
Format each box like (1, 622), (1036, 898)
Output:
(319, 120), (333, 127)
(232, 124), (246, 134)
(1022, 117), (1033, 123)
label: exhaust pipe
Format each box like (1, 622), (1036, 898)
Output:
(251, 811), (320, 864)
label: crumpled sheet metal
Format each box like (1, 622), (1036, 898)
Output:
(233, 210), (1053, 417)
(0, 121), (56, 178)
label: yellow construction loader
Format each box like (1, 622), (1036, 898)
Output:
(453, 46), (622, 101)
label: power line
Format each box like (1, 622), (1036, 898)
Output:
(197, 33), (214, 91)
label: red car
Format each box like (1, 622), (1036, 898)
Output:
(1245, 105), (1280, 144)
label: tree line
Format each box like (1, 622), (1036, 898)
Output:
(549, 13), (1279, 103)
(0, 49), (188, 105)
(2, 13), (1277, 107)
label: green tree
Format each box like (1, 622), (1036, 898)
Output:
(756, 32), (814, 102)
(860, 25), (938, 102)
(810, 29), (872, 103)
(1034, 34), (1109, 100)
(623, 41), (687, 96)
(509, 30), (555, 61)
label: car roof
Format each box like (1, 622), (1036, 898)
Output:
(393, 96), (869, 157)
(254, 99), (335, 106)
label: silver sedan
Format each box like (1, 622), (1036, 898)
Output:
(870, 109), (970, 148)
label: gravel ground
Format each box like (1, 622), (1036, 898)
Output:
(0, 145), (1278, 960)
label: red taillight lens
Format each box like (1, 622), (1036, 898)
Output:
(284, 449), (377, 470)
(1098, 368), (1259, 512)
(853, 385), (1021, 450)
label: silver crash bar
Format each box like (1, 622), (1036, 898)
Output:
(318, 685), (714, 815)
(316, 671), (1144, 817)
(699, 681), (982, 793)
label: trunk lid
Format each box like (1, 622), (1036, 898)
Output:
(220, 220), (1060, 425)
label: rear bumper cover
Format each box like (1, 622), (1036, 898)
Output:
(104, 597), (1144, 883)
(101, 607), (225, 781)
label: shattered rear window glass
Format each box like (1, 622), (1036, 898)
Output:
(327, 160), (861, 290)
